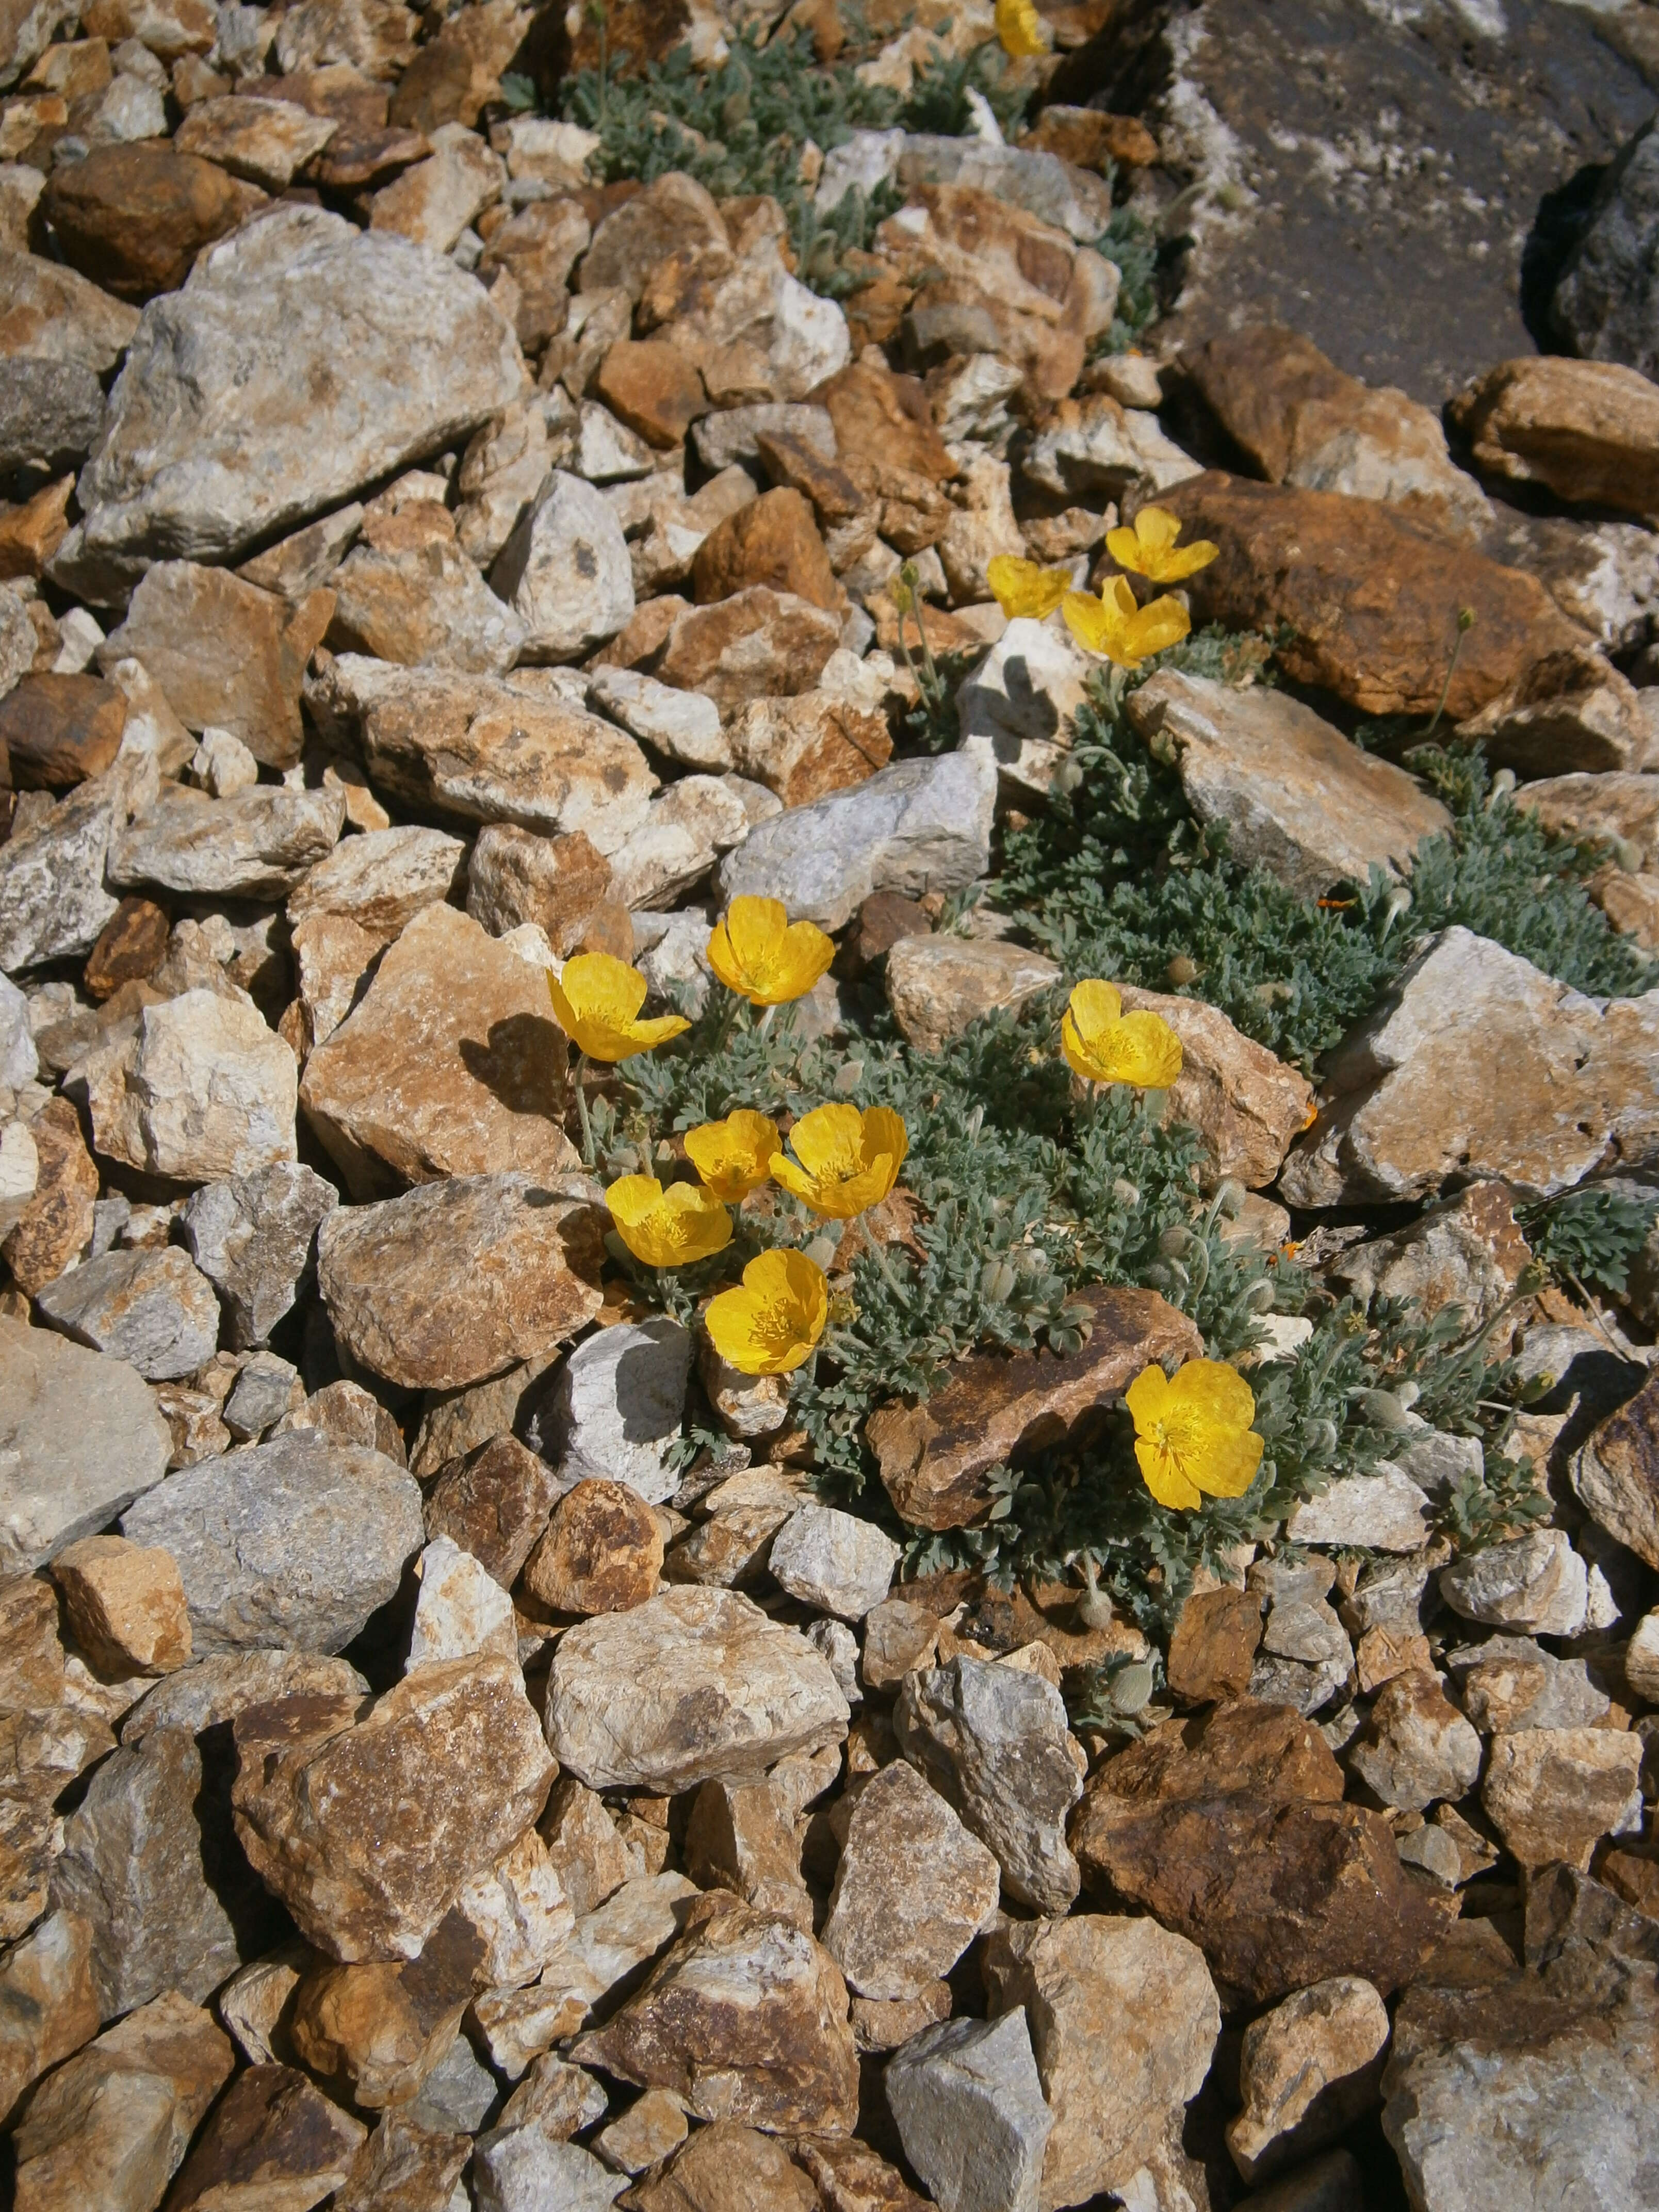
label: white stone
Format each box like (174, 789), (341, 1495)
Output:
(956, 614), (1092, 803)
(81, 987), (298, 1180)
(769, 1504), (899, 1621)
(1439, 1528), (1589, 1637)
(192, 725), (259, 797)
(606, 776), (750, 910)
(1287, 1467), (1433, 1552)
(492, 471), (635, 663)
(0, 1316), (172, 1569)
(551, 1318), (693, 1506)
(408, 1536), (518, 1669)
(885, 2010), (1054, 2212)
(587, 665), (732, 770)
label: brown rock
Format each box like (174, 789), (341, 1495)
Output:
(424, 1433), (560, 1591)
(793, 2135), (933, 2212)
(103, 563), (334, 769)
(572, 1892), (860, 2134)
(684, 1778), (814, 1930)
(883, 933), (1060, 1055)
(1072, 1702), (1445, 2004)
(1451, 354), (1659, 517)
(1570, 1362), (1659, 1569)
(299, 901), (578, 1199)
(691, 487), (842, 614)
(476, 194), (590, 353)
(0, 478), (75, 583)
(538, 1777), (631, 1921)
(522, 1476), (664, 1616)
(42, 143), (265, 302)
(821, 1758), (999, 1999)
(331, 2111), (471, 2212)
(1019, 105), (1160, 172)
(727, 689), (892, 807)
(1157, 472), (1584, 719)
(0, 1909), (99, 2127)
(83, 896), (170, 1001)
(465, 823), (612, 954)
(1457, 644), (1654, 778)
(629, 2118), (820, 2212)
(1329, 1178), (1535, 1330)
(812, 360), (957, 485)
(1116, 983), (1315, 1185)
(581, 171), (728, 302)
(597, 337), (707, 449)
(1226, 1975), (1390, 2184)
(286, 910), (381, 1055)
(867, 1286), (1201, 1531)
(9, 1988), (233, 2212)
(1481, 1727), (1643, 1871)
(840, 891), (930, 975)
(860, 1597), (941, 1694)
(1166, 1585), (1264, 1704)
(288, 1910), (483, 2105)
(1184, 324), (1492, 539)
(635, 587), (842, 717)
(0, 674), (125, 790)
(50, 1534), (191, 1677)
(2, 1098), (97, 1296)
(164, 2062), (366, 2211)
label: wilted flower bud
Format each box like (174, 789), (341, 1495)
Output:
(1158, 1224), (1196, 1258)
(1166, 954), (1198, 986)
(1112, 1178), (1141, 1208)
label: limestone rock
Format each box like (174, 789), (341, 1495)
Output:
(1284, 1467), (1432, 1554)
(573, 1893), (860, 2135)
(549, 1316), (692, 1505)
(1449, 1635), (1608, 1736)
(331, 2111), (471, 2212)
(822, 1759), (1000, 2000)
(894, 1655), (1083, 1916)
(232, 1655), (555, 1961)
(180, 1159), (337, 1348)
(0, 673), (127, 790)
(317, 1172), (604, 1391)
(163, 2062), (367, 2211)
(1451, 354), (1659, 517)
(522, 1478), (664, 1616)
(474, 2126), (622, 2212)
(407, 1535), (517, 1668)
(0, 1909), (99, 2126)
(1570, 1367), (1659, 1570)
(1481, 1727), (1642, 1872)
(955, 615), (1092, 805)
(1282, 929), (1659, 1206)
(48, 1723), (270, 2018)
(1126, 671), (1450, 898)
(607, 774), (752, 910)
(466, 825), (612, 954)
(588, 665), (729, 772)
(50, 1535), (190, 1676)
(2, 1099), (97, 1297)
(72, 204), (524, 571)
(1166, 1586), (1263, 1705)
(42, 142), (263, 309)
(1158, 473), (1582, 721)
(639, 588), (844, 720)
(0, 770), (138, 970)
(109, 782), (346, 901)
(289, 1914), (482, 2106)
(8, 1990), (233, 2212)
(769, 1504), (899, 1621)
(1346, 1672), (1482, 1813)
(884, 935), (1061, 1056)
(35, 1245), (220, 1382)
(727, 690), (892, 809)
(1328, 1179), (1534, 1331)
(982, 1912), (1219, 2208)
(424, 1434), (560, 1592)
(0, 1318), (171, 1569)
(287, 823), (468, 946)
(884, 2009), (1053, 2212)
(82, 986), (298, 1180)
(1227, 1976), (1390, 2185)
(173, 89), (338, 186)
(1459, 649), (1655, 780)
(300, 901), (578, 1198)
(545, 1586), (849, 1793)
(867, 1287), (1200, 1533)
(1439, 1528), (1591, 1638)
(120, 1428), (424, 1655)
(119, 1649), (369, 1746)
(1120, 983), (1314, 1189)
(493, 470), (635, 663)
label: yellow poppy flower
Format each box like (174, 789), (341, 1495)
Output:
(704, 1247), (829, 1375)
(1061, 980), (1182, 1088)
(986, 554), (1071, 623)
(1062, 576), (1191, 669)
(707, 897), (835, 1007)
(996, 0), (1047, 54)
(684, 1110), (781, 1202)
(547, 953), (690, 1063)
(1126, 1358), (1264, 1510)
(770, 1102), (908, 1221)
(606, 1175), (732, 1268)
(1105, 505), (1219, 585)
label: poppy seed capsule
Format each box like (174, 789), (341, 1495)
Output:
(1166, 955), (1198, 986)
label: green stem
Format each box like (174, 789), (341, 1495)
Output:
(573, 1052), (597, 1168)
(1424, 608), (1474, 740)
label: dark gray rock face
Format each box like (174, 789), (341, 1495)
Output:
(1554, 115), (1659, 380)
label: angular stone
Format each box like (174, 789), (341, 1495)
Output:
(166, 2062), (367, 2209)
(50, 1535), (189, 1677)
(492, 469), (634, 664)
(0, 674), (126, 791)
(1283, 929), (1659, 1206)
(884, 2009), (1053, 2212)
(882, 935), (1060, 1058)
(1126, 670), (1451, 898)
(179, 1160), (336, 1349)
(794, 2134), (935, 2212)
(523, 1477), (664, 1616)
(300, 901), (577, 1199)
(823, 1759), (999, 2000)
(549, 1316), (692, 1506)
(121, 1428), (423, 1655)
(119, 1650), (368, 1748)
(607, 774), (751, 910)
(768, 1505), (897, 1623)
(0, 1319), (171, 1569)
(1187, 324), (1492, 538)
(1449, 1636), (1608, 1736)
(1166, 1585), (1263, 1705)
(289, 1913), (482, 2106)
(455, 1821), (575, 1993)
(546, 1586), (849, 1794)
(48, 1723), (269, 2017)
(0, 1908), (99, 2126)
(1227, 1975), (1389, 2185)
(1482, 1727), (1642, 1873)
(73, 204), (524, 570)
(36, 1245), (220, 1382)
(691, 487), (840, 616)
(287, 823), (466, 947)
(573, 1892), (859, 2135)
(955, 614), (1089, 806)
(1439, 1528), (1590, 1638)
(109, 778), (349, 898)
(1285, 1467), (1432, 1554)
(2, 1100), (97, 1298)
(467, 824), (612, 954)
(1346, 1672), (1481, 1813)
(42, 142), (263, 306)
(1158, 473), (1582, 720)
(1451, 354), (1659, 518)
(1570, 1368), (1659, 1570)
(538, 1779), (632, 1923)
(332, 2110), (471, 2212)
(407, 1534), (517, 1669)
(9, 1990), (233, 2212)
(82, 986), (298, 1181)
(588, 664), (729, 772)
(424, 1434), (559, 1592)
(1071, 1703), (1442, 2005)
(318, 1172), (604, 1391)
(895, 1655), (1083, 1916)
(1329, 1179), (1534, 1331)
(325, 656), (655, 849)
(0, 767), (137, 970)
(868, 1287), (1200, 1533)
(727, 690), (891, 809)
(233, 1655), (555, 1962)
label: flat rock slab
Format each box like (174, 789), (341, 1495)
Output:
(108, 782), (347, 900)
(1125, 670), (1450, 897)
(72, 204), (525, 568)
(1283, 927), (1659, 1205)
(0, 1316), (172, 1568)
(35, 1245), (221, 1381)
(120, 1428), (425, 1655)
(299, 901), (579, 1199)
(546, 1586), (850, 1794)
(317, 1172), (604, 1390)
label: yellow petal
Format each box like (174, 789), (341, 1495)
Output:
(1125, 594), (1191, 662)
(861, 1106), (909, 1178)
(1167, 1357), (1257, 1433)
(1124, 1362), (1172, 1432)
(1066, 979), (1123, 1042)
(1062, 590), (1113, 656)
(605, 1174), (666, 1230)
(706, 916), (746, 997)
(1107, 1009), (1184, 1088)
(1153, 539), (1219, 582)
(707, 899), (835, 1005)
(1134, 1434), (1205, 1511)
(705, 1247), (828, 1374)
(986, 555), (1070, 622)
(607, 1175), (730, 1266)
(1104, 523), (1145, 574)
(684, 1110), (781, 1201)
(1192, 1426), (1265, 1500)
(726, 896), (787, 976)
(1134, 507), (1184, 558)
(785, 1102), (868, 1181)
(995, 0), (1047, 56)
(562, 952), (646, 1029)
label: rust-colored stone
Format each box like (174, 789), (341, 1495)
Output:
(1165, 1585), (1264, 1704)
(0, 478), (74, 582)
(867, 1287), (1201, 1532)
(162, 2061), (366, 2210)
(84, 896), (170, 1001)
(424, 1434), (561, 1591)
(522, 1476), (664, 1615)
(597, 337), (708, 449)
(0, 674), (126, 790)
(1019, 106), (1160, 172)
(287, 1909), (484, 2105)
(50, 1535), (191, 1677)
(43, 143), (266, 301)
(810, 359), (956, 483)
(692, 487), (842, 614)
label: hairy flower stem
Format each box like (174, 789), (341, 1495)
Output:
(573, 1053), (597, 1167)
